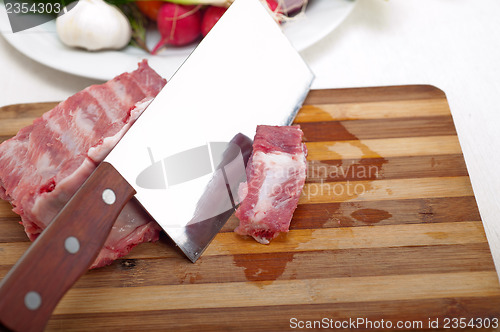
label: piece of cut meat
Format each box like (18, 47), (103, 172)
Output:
(0, 60), (166, 268)
(234, 125), (307, 244)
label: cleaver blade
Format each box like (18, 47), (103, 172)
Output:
(105, 0), (314, 261)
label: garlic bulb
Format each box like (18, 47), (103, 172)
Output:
(56, 0), (132, 51)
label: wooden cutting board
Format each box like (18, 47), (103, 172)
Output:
(1, 85), (499, 331)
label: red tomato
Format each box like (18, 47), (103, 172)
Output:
(136, 1), (163, 21)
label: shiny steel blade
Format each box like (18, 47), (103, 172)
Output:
(105, 0), (314, 262)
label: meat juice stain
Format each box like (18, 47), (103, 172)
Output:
(232, 233), (296, 288)
(350, 208), (392, 224)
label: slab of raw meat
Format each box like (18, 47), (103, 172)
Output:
(0, 60), (166, 268)
(234, 125), (307, 244)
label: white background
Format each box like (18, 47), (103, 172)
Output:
(1, 0), (500, 279)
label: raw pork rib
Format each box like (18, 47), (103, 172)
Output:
(235, 125), (307, 244)
(0, 60), (166, 268)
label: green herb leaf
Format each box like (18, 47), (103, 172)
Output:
(118, 3), (151, 53)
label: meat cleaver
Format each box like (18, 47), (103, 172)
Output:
(0, 0), (313, 330)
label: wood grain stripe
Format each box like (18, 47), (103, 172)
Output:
(0, 221), (487, 266)
(306, 135), (462, 160)
(0, 136), (13, 144)
(306, 154), (468, 183)
(303, 86), (446, 105)
(0, 241), (179, 267)
(0, 118), (37, 136)
(300, 116), (456, 142)
(35, 243), (493, 289)
(48, 296), (500, 332)
(97, 221), (488, 259)
(294, 98), (451, 122)
(0, 102), (58, 120)
(299, 176), (473, 205)
(0, 219), (28, 243)
(0, 200), (19, 218)
(207, 221), (487, 257)
(288, 196), (481, 230)
(52, 271), (500, 315)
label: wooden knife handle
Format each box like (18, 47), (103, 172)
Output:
(0, 162), (136, 332)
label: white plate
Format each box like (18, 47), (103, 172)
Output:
(0, 0), (356, 81)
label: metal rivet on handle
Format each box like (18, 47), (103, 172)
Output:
(65, 236), (80, 254)
(24, 291), (42, 311)
(102, 189), (116, 205)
